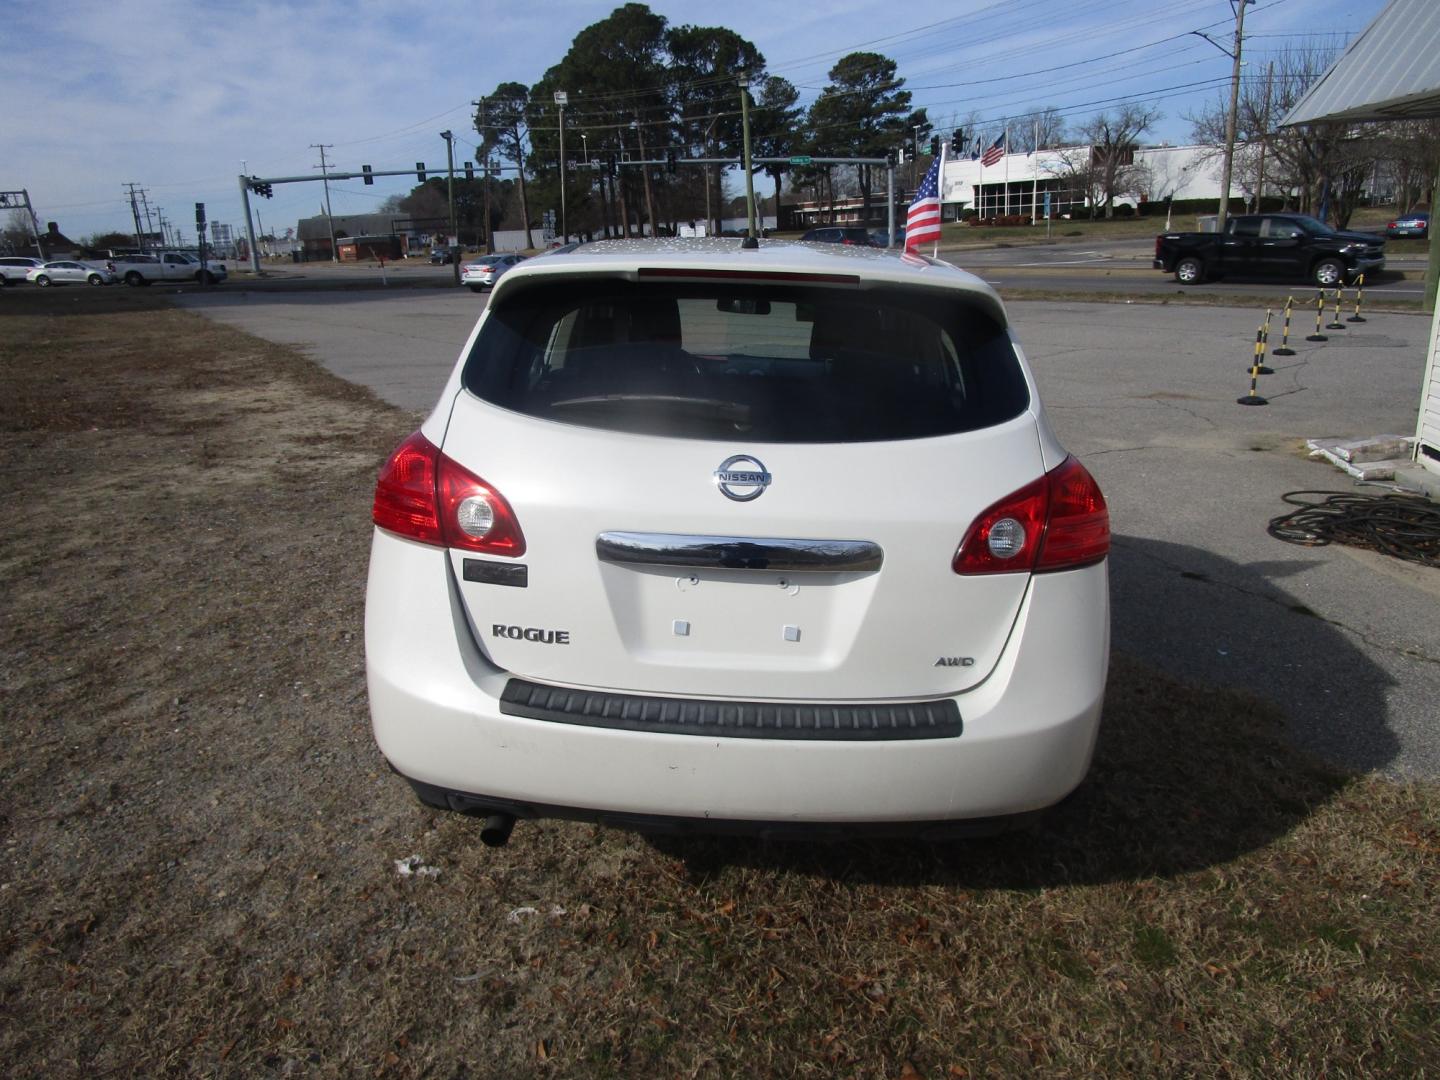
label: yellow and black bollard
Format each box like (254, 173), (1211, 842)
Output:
(1248, 310), (1275, 374)
(1272, 295), (1296, 356)
(1237, 326), (1269, 406)
(1346, 273), (1367, 323)
(1326, 286), (1347, 330)
(1305, 290), (1328, 342)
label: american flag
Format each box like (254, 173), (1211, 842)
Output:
(980, 132), (1005, 167)
(905, 155), (943, 252)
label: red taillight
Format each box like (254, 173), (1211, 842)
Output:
(953, 457), (1108, 575)
(372, 431), (526, 556)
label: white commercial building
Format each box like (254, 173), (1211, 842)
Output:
(941, 143), (1246, 220)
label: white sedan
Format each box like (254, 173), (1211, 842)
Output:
(460, 253), (526, 292)
(26, 260), (118, 287)
(366, 238), (1110, 846)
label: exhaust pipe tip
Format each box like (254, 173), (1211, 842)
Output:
(479, 812), (516, 847)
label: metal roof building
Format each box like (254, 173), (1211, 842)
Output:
(1282, 0), (1440, 480)
(1282, 0), (1440, 125)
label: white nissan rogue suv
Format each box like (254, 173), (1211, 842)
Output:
(366, 238), (1110, 845)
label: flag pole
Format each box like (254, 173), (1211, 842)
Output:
(1032, 118), (1040, 227)
(977, 140), (984, 220)
(934, 140), (947, 258)
(1003, 125), (1010, 217)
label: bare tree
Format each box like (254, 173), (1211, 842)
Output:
(1184, 42), (1396, 226)
(1076, 104), (1162, 218)
(1013, 107), (1065, 153)
(1043, 146), (1101, 218)
(1378, 119), (1440, 211)
(2, 208), (35, 254)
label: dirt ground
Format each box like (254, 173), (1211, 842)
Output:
(1, 288), (1436, 1077)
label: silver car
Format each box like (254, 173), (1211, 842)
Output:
(460, 253), (526, 292)
(26, 260), (117, 287)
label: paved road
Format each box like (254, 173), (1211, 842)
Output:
(938, 238), (1429, 299)
(175, 288), (1440, 781)
(237, 243), (1429, 302)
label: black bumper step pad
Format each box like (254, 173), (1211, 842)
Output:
(500, 679), (962, 741)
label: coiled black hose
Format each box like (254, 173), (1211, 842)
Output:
(1267, 490), (1440, 568)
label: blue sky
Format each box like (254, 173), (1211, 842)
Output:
(2, 0), (1387, 242)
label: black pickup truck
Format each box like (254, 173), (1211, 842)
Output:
(1154, 213), (1386, 287)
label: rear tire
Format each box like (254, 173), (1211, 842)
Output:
(1174, 256), (1204, 285)
(468, 284), (483, 293)
(87, 274), (103, 286)
(1313, 258), (1345, 288)
(124, 271), (145, 287)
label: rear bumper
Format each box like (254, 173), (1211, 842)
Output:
(365, 530), (1110, 827)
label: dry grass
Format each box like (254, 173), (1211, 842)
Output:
(0, 288), (1436, 1077)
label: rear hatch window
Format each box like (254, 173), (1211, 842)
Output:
(462, 280), (1028, 442)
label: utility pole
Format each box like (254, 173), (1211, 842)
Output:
(311, 143), (338, 262)
(124, 183), (146, 252)
(632, 115), (657, 238)
(475, 98), (494, 255)
(2, 189), (47, 259)
(483, 156), (494, 255)
(555, 91), (568, 244)
(740, 75), (758, 243)
(1213, 0), (1251, 231)
(138, 189), (157, 249)
(440, 130), (459, 285)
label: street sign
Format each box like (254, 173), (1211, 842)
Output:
(788, 156), (812, 166)
(554, 91), (569, 106)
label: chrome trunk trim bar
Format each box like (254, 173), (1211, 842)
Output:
(595, 531), (883, 572)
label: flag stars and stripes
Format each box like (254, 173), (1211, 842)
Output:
(905, 156), (943, 252)
(981, 132), (1006, 167)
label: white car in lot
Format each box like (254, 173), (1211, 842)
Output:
(460, 252), (526, 291)
(0, 256), (46, 285)
(25, 260), (118, 287)
(366, 239), (1110, 845)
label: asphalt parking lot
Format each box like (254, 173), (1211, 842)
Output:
(175, 287), (1440, 780)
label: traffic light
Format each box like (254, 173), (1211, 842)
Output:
(666, 149), (677, 175)
(951, 129), (964, 155)
(464, 160), (474, 181)
(929, 136), (940, 157)
(247, 177), (273, 198)
(416, 162), (427, 182)
(885, 148), (896, 168)
(607, 154), (618, 178)
(362, 164), (373, 186)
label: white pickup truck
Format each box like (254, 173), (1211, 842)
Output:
(113, 251), (228, 286)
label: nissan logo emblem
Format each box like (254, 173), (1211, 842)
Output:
(713, 454), (772, 502)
